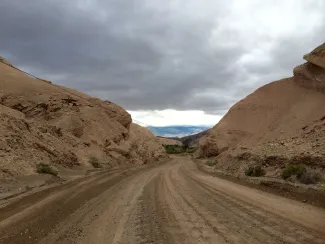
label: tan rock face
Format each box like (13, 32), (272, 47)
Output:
(128, 124), (167, 164)
(197, 43), (325, 169)
(0, 58), (165, 177)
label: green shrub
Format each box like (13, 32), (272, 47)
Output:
(245, 165), (265, 177)
(281, 164), (323, 184)
(206, 161), (217, 167)
(281, 164), (306, 180)
(36, 163), (58, 176)
(89, 156), (102, 168)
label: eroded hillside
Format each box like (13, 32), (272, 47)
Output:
(0, 57), (165, 179)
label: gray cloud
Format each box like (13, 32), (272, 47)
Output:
(0, 0), (325, 116)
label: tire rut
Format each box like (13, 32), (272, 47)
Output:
(122, 171), (175, 244)
(0, 165), (159, 244)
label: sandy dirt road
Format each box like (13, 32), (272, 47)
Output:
(0, 157), (324, 244)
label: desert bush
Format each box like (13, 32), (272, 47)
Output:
(36, 163), (58, 176)
(281, 164), (306, 180)
(298, 171), (322, 184)
(281, 164), (322, 184)
(206, 161), (217, 167)
(245, 165), (265, 177)
(89, 156), (102, 168)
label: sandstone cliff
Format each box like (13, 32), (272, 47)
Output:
(0, 57), (165, 178)
(197, 43), (325, 176)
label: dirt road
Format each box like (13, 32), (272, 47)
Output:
(0, 157), (324, 244)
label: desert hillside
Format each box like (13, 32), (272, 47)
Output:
(156, 130), (210, 148)
(0, 57), (166, 178)
(157, 137), (182, 146)
(197, 43), (325, 177)
(180, 129), (210, 148)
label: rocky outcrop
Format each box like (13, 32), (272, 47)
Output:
(0, 57), (166, 178)
(303, 42), (325, 69)
(128, 124), (167, 164)
(197, 43), (325, 175)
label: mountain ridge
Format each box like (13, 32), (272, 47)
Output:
(148, 125), (211, 137)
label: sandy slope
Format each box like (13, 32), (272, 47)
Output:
(196, 43), (325, 181)
(0, 157), (324, 244)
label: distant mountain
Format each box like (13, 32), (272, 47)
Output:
(148, 125), (211, 137)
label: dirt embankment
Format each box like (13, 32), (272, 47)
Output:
(196, 43), (325, 186)
(1, 157), (324, 244)
(0, 57), (166, 185)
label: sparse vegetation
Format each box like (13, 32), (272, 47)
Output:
(206, 161), (217, 167)
(89, 156), (102, 168)
(36, 163), (58, 176)
(299, 171), (322, 184)
(282, 164), (322, 184)
(162, 144), (197, 154)
(281, 164), (306, 180)
(162, 144), (186, 154)
(245, 165), (265, 177)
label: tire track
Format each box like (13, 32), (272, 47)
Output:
(169, 164), (245, 244)
(122, 170), (175, 244)
(163, 163), (229, 244)
(1, 158), (324, 244)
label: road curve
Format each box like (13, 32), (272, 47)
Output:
(0, 157), (324, 244)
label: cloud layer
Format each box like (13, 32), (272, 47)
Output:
(1, 0), (325, 117)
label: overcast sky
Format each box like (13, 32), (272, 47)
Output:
(1, 0), (324, 126)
